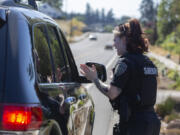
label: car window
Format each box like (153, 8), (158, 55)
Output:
(33, 24), (54, 83)
(58, 29), (79, 81)
(46, 25), (71, 82)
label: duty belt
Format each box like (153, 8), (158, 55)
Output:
(131, 106), (154, 113)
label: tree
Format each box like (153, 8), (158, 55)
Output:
(169, 0), (180, 28)
(174, 24), (180, 63)
(95, 9), (100, 23)
(106, 9), (114, 24)
(140, 0), (156, 26)
(117, 16), (131, 25)
(140, 0), (158, 44)
(101, 8), (105, 25)
(42, 0), (62, 9)
(85, 3), (92, 24)
(157, 0), (180, 43)
(157, 0), (172, 43)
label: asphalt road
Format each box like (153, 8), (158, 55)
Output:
(70, 33), (117, 135)
(70, 33), (115, 70)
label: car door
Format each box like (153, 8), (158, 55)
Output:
(33, 22), (94, 135)
(33, 23), (66, 135)
(56, 29), (95, 135)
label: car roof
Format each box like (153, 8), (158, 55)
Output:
(0, 1), (59, 103)
(0, 0), (57, 25)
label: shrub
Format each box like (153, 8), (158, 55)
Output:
(144, 28), (154, 44)
(162, 42), (176, 53)
(167, 69), (179, 81)
(171, 77), (180, 90)
(164, 112), (180, 123)
(104, 25), (114, 32)
(156, 97), (176, 118)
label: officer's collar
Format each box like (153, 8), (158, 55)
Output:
(120, 52), (142, 58)
(120, 52), (129, 58)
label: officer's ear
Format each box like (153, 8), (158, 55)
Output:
(122, 36), (126, 44)
(120, 36), (126, 47)
(119, 35), (125, 42)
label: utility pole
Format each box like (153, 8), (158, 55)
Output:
(70, 19), (73, 38)
(64, 0), (73, 38)
(65, 0), (68, 15)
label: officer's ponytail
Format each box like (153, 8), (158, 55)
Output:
(114, 19), (149, 54)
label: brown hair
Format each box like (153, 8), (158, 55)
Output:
(113, 18), (149, 53)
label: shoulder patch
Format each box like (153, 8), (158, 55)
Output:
(114, 62), (127, 76)
(144, 67), (158, 75)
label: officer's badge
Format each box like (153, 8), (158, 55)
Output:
(114, 62), (127, 76)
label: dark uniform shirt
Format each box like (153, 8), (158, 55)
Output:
(110, 53), (161, 135)
(110, 54), (138, 101)
(111, 56), (130, 90)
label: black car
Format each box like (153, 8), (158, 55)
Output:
(0, 0), (106, 135)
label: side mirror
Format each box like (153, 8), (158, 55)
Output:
(86, 62), (107, 82)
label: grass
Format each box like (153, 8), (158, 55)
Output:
(164, 112), (180, 123)
(150, 45), (170, 56)
(55, 19), (86, 42)
(150, 54), (180, 90)
(55, 19), (71, 35)
(150, 45), (179, 64)
(166, 129), (180, 135)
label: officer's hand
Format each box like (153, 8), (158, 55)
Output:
(80, 64), (98, 81)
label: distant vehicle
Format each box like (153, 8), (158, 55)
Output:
(104, 44), (113, 50)
(89, 34), (97, 40)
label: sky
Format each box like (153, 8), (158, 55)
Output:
(62, 0), (158, 19)
(62, 0), (161, 19)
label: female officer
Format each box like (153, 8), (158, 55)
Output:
(80, 18), (160, 135)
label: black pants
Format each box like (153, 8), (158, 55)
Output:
(119, 111), (161, 135)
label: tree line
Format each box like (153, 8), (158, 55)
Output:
(84, 3), (115, 25)
(42, 0), (180, 58)
(41, 0), (115, 25)
(140, 0), (180, 61)
(157, 0), (180, 62)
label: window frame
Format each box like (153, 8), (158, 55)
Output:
(32, 23), (55, 83)
(0, 18), (7, 101)
(45, 23), (72, 82)
(57, 29), (80, 81)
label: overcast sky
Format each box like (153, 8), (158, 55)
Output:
(62, 0), (160, 19)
